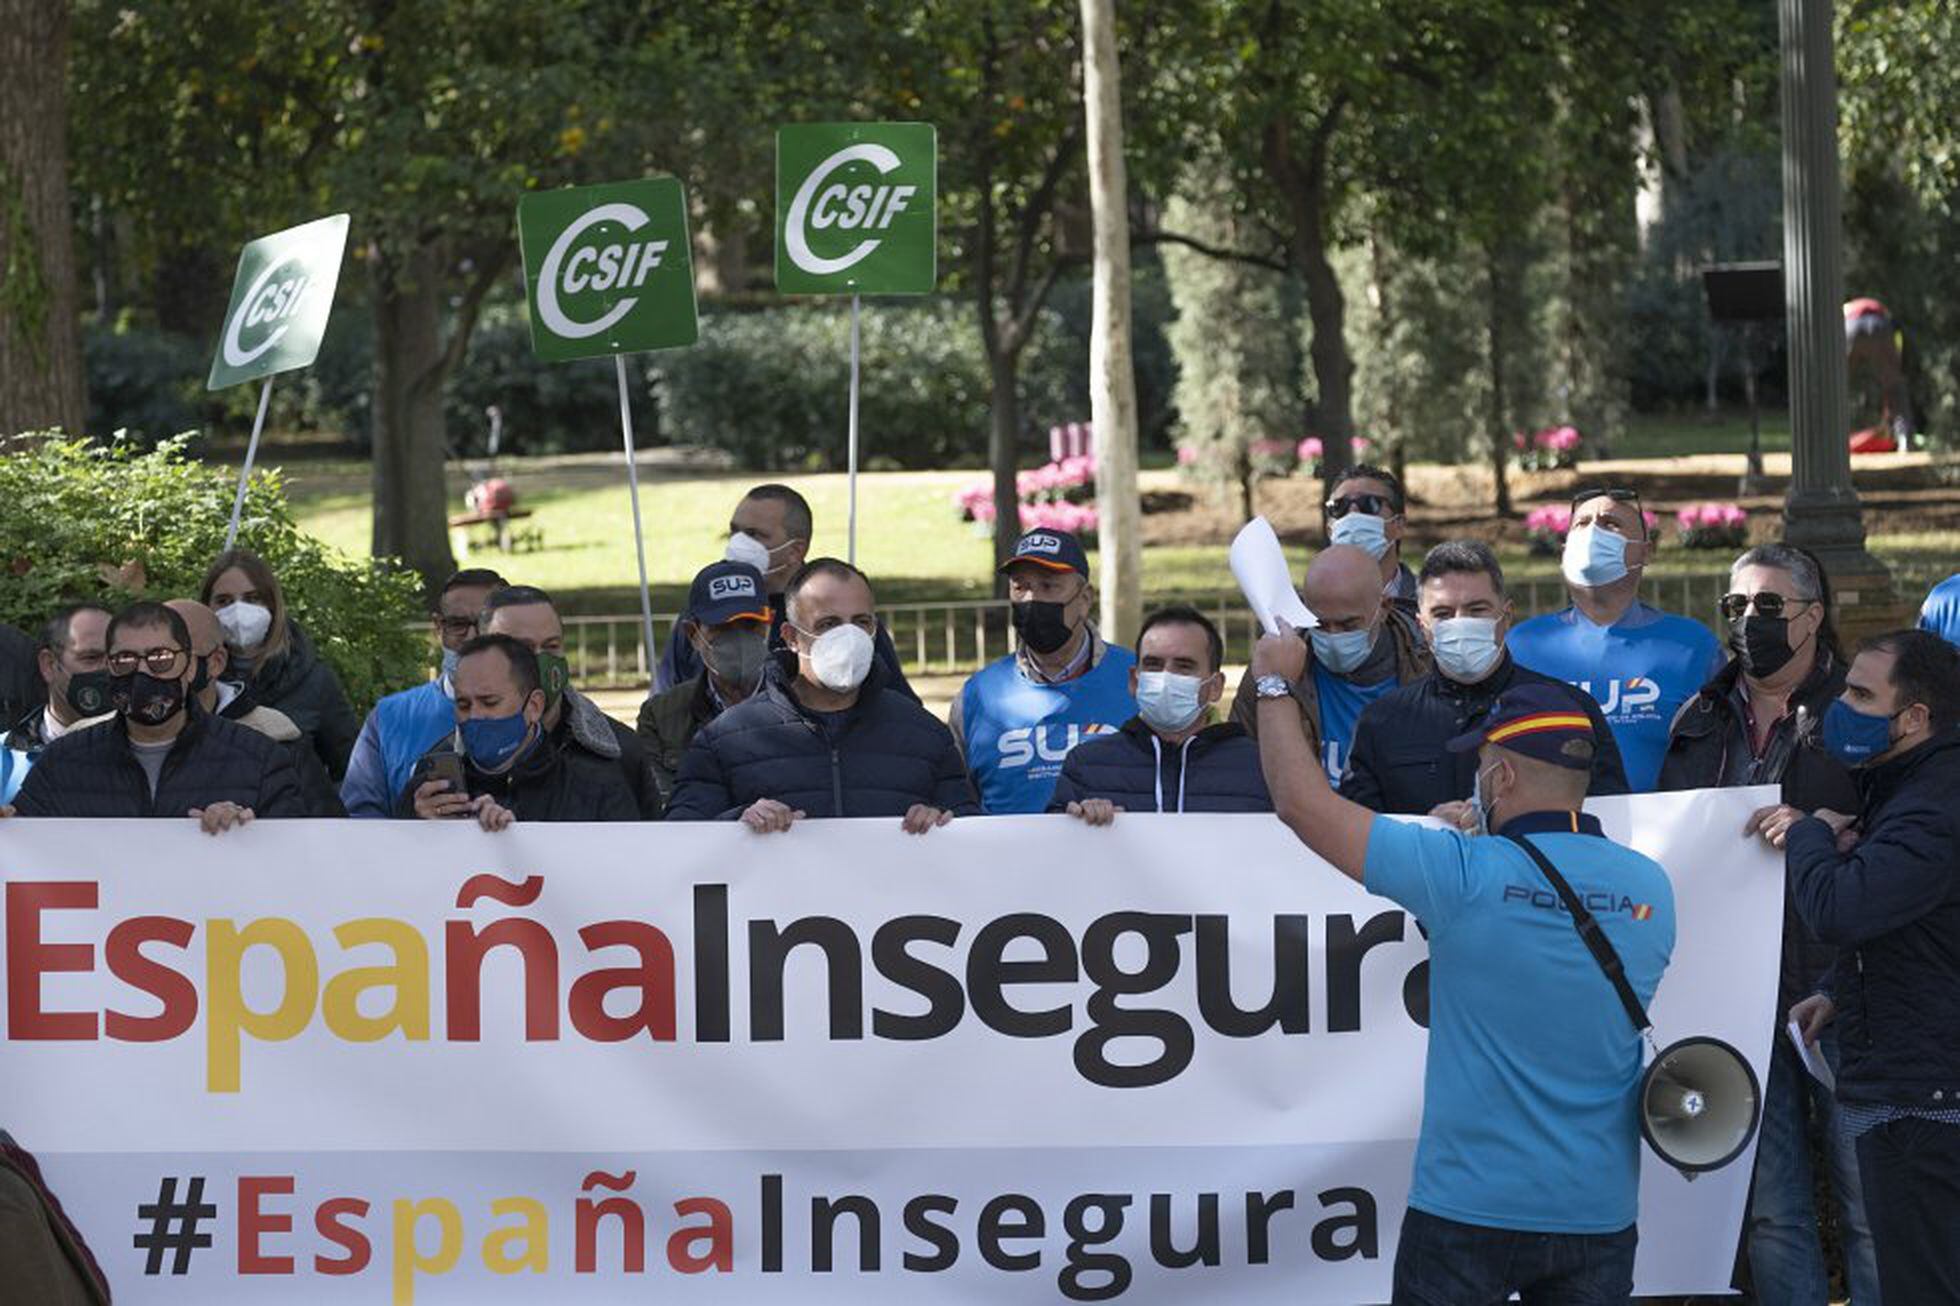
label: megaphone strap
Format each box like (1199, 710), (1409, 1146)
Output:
(1504, 833), (1653, 1036)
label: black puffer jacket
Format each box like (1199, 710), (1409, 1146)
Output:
(218, 682), (347, 817)
(665, 661), (979, 820)
(248, 620), (360, 781)
(394, 724), (640, 823)
(1047, 717), (1272, 813)
(11, 706), (306, 819)
(1787, 730), (1960, 1107)
(1658, 651), (1858, 1013)
(1339, 654), (1629, 814)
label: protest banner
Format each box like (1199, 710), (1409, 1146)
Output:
(776, 123), (937, 561)
(517, 177), (699, 668)
(205, 214), (351, 549)
(3, 789), (1778, 1302)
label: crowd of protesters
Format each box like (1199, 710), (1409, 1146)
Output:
(2, 468), (1957, 1302)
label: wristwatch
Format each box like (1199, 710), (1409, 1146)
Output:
(1254, 675), (1292, 700)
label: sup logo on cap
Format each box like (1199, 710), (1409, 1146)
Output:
(709, 574), (758, 601)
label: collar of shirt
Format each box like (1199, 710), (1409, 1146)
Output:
(1495, 809), (1605, 839)
(40, 705), (74, 743)
(1019, 625), (1102, 685)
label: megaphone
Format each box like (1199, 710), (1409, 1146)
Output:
(1640, 1036), (1762, 1177)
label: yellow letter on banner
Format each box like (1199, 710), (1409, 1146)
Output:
(205, 918), (319, 1093)
(323, 918), (432, 1042)
(483, 1196), (550, 1274)
(392, 1198), (462, 1305)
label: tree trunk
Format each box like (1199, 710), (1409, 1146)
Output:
(1485, 243), (1513, 517)
(1079, 0), (1141, 644)
(987, 348), (1022, 579)
(370, 240), (458, 595)
(0, 0), (86, 438)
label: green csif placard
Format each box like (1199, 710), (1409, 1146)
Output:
(517, 177), (699, 362)
(206, 214), (350, 390)
(776, 123), (936, 295)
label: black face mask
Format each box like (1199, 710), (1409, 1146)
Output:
(1731, 615), (1801, 679)
(110, 672), (187, 726)
(1011, 599), (1075, 655)
(64, 668), (113, 718)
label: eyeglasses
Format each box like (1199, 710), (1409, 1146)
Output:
(106, 646), (188, 677)
(435, 616), (478, 638)
(1720, 592), (1816, 622)
(1325, 493), (1395, 520)
(1569, 486), (1643, 516)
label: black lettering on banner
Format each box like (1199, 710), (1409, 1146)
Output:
(693, 884), (729, 1042)
(749, 916), (863, 1041)
(870, 916), (965, 1040)
(1149, 1191), (1220, 1268)
(977, 1194), (1045, 1271)
(1060, 1194), (1133, 1302)
(761, 1173), (782, 1273)
(1311, 1187), (1379, 1261)
(1194, 914), (1310, 1036)
(1325, 911), (1407, 1033)
(1075, 913), (1193, 1089)
(811, 1194), (880, 1272)
(1245, 1189), (1297, 1264)
(900, 1194), (960, 1272)
(967, 914), (1078, 1038)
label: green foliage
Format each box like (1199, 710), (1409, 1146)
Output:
(0, 435), (424, 712)
(83, 322), (211, 442)
(649, 299), (1076, 472)
(1163, 190), (1301, 519)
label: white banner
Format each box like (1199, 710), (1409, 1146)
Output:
(1, 789), (1781, 1303)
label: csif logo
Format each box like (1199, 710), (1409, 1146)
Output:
(207, 214), (349, 391)
(518, 178), (698, 363)
(776, 123), (936, 295)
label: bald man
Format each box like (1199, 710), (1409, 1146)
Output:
(1231, 544), (1433, 783)
(168, 600), (345, 816)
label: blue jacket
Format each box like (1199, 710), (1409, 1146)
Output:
(1047, 717), (1272, 814)
(340, 678), (455, 819)
(956, 638), (1138, 814)
(665, 662), (978, 820)
(1787, 730), (1960, 1108)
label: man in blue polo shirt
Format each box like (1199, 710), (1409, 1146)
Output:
(1919, 571), (1960, 649)
(952, 529), (1137, 813)
(1509, 487), (1723, 792)
(1250, 633), (1676, 1304)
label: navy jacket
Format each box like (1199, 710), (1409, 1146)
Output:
(1047, 717), (1272, 813)
(249, 620), (360, 781)
(1340, 653), (1629, 814)
(665, 662), (978, 820)
(11, 706), (306, 819)
(394, 727), (640, 823)
(1787, 730), (1960, 1108)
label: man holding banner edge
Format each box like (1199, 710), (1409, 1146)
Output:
(1251, 630), (1674, 1304)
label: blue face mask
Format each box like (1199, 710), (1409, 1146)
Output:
(1310, 624), (1377, 676)
(1560, 524), (1631, 589)
(1471, 761), (1502, 836)
(1330, 511), (1391, 560)
(1821, 698), (1900, 767)
(1136, 671), (1210, 734)
(440, 646), (461, 681)
(1431, 616), (1503, 683)
(459, 710), (536, 774)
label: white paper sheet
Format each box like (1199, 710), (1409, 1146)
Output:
(1229, 516), (1317, 635)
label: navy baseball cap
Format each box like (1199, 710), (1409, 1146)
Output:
(686, 561), (770, 626)
(1446, 683), (1597, 771)
(999, 529), (1089, 578)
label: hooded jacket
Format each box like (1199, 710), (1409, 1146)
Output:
(665, 660), (979, 820)
(247, 619), (360, 781)
(1047, 716), (1272, 814)
(1786, 730), (1960, 1107)
(11, 704), (306, 819)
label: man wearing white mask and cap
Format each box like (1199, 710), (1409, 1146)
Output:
(1340, 540), (1628, 816)
(655, 484), (915, 700)
(1049, 606), (1270, 822)
(1325, 464), (1420, 621)
(1510, 487), (1723, 791)
(664, 559), (977, 831)
(1230, 544), (1431, 784)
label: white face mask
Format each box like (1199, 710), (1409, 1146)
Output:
(795, 623), (875, 693)
(1430, 616), (1503, 682)
(1136, 671), (1210, 734)
(1330, 511), (1391, 560)
(727, 531), (796, 577)
(216, 601), (273, 651)
(1561, 524), (1631, 590)
(1471, 761), (1503, 836)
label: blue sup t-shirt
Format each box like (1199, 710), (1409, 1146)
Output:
(1509, 602), (1723, 792)
(1365, 811), (1676, 1234)
(1313, 661), (1398, 785)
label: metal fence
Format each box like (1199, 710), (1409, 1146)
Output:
(535, 562), (1950, 687)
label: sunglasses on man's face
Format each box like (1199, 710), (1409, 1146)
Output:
(107, 646), (188, 677)
(1325, 493), (1395, 520)
(1719, 592), (1815, 622)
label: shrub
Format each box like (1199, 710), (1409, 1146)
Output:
(1676, 502), (1749, 550)
(0, 434), (426, 713)
(83, 322), (213, 444)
